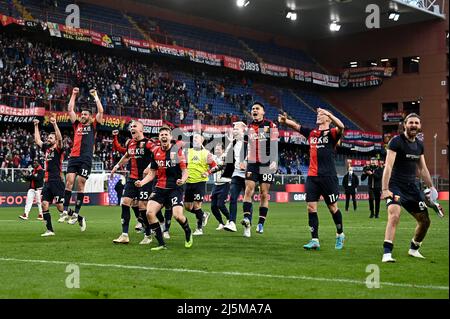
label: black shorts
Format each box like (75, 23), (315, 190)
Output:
(123, 179), (153, 202)
(305, 176), (339, 205)
(245, 163), (274, 184)
(149, 187), (184, 207)
(67, 157), (92, 179)
(42, 180), (65, 204)
(184, 182), (206, 202)
(387, 182), (428, 214)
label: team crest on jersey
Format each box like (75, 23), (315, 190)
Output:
(264, 126), (270, 133)
(192, 155), (200, 161)
(139, 141), (146, 148)
(170, 152), (176, 161)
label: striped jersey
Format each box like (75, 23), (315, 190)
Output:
(126, 138), (156, 180)
(299, 126), (342, 176)
(70, 119), (97, 159)
(41, 144), (64, 182)
(150, 144), (186, 189)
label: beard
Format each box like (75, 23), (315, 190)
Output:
(406, 127), (418, 137)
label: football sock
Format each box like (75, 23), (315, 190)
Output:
(139, 210), (151, 236)
(410, 239), (421, 250)
(164, 208), (173, 231)
(178, 217), (192, 242)
(156, 210), (164, 223)
(258, 207), (268, 225)
(331, 209), (343, 234)
(132, 206), (140, 220)
(243, 201), (252, 223)
(383, 240), (394, 254)
(63, 189), (72, 212)
(74, 192), (84, 215)
(192, 208), (204, 230)
(150, 222), (165, 246)
(308, 212), (319, 239)
(121, 205), (131, 234)
(43, 210), (53, 232)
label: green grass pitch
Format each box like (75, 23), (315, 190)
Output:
(0, 201), (448, 299)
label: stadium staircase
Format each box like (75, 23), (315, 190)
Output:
(123, 13), (153, 42)
(13, 0), (34, 20)
(237, 39), (262, 61)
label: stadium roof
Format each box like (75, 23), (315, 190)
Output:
(136, 0), (446, 39)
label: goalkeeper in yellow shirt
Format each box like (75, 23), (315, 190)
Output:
(184, 133), (220, 235)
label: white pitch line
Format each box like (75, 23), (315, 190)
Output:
(3, 219), (448, 231)
(0, 257), (447, 291)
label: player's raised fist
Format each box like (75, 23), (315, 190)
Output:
(33, 119), (39, 125)
(278, 112), (287, 124)
(112, 130), (119, 136)
(89, 89), (98, 98)
(72, 87), (79, 95)
(49, 115), (57, 124)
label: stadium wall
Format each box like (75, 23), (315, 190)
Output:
(310, 19), (449, 178)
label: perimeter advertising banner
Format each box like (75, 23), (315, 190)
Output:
(0, 192), (109, 207)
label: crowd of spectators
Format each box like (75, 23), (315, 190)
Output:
(0, 32), (260, 126)
(277, 146), (309, 175)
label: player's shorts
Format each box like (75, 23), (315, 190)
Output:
(42, 180), (65, 204)
(386, 182), (428, 214)
(305, 176), (340, 205)
(245, 163), (274, 184)
(149, 187), (184, 207)
(67, 157), (92, 179)
(123, 179), (153, 202)
(184, 182), (206, 202)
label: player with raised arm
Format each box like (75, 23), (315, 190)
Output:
(58, 87), (104, 231)
(110, 121), (157, 245)
(241, 102), (278, 238)
(184, 133), (220, 236)
(279, 108), (345, 250)
(32, 116), (65, 236)
(135, 126), (193, 251)
(381, 113), (444, 263)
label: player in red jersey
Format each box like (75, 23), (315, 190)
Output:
(241, 102), (278, 238)
(110, 121), (159, 244)
(135, 126), (193, 251)
(279, 108), (345, 250)
(112, 129), (143, 232)
(59, 87), (104, 231)
(32, 116), (65, 236)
